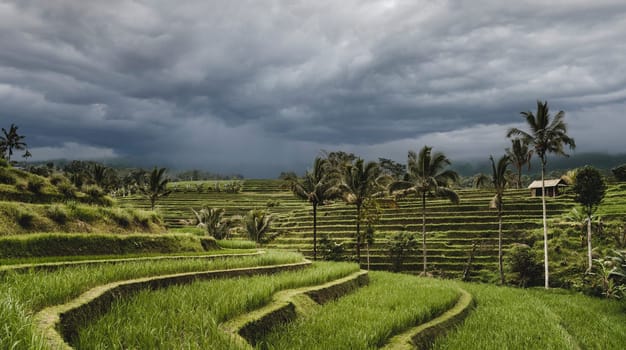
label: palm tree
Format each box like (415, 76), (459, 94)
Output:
(338, 158), (383, 265)
(507, 100), (576, 288)
(192, 206), (241, 240)
(476, 155), (510, 284)
(0, 124), (27, 162)
(284, 158), (341, 260)
(506, 138), (532, 189)
(389, 146), (459, 275)
(244, 209), (273, 246)
(91, 164), (111, 189)
(139, 167), (172, 210)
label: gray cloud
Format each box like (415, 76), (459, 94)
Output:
(1, 0), (626, 176)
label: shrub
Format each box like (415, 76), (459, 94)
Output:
(46, 204), (69, 224)
(0, 158), (8, 167)
(82, 184), (104, 198)
(109, 208), (132, 228)
(56, 180), (77, 198)
(27, 177), (46, 194)
(388, 232), (418, 272)
(319, 235), (345, 261)
(507, 243), (543, 287)
(49, 173), (67, 186)
(612, 164), (626, 181)
(16, 210), (36, 228)
(15, 181), (27, 192)
(0, 168), (16, 184)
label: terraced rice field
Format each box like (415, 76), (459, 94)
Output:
(121, 179), (577, 279)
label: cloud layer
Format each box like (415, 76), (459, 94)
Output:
(1, 0), (625, 176)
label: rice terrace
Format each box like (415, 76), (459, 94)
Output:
(2, 1), (626, 349)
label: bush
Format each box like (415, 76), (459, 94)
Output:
(388, 232), (418, 272)
(0, 168), (16, 184)
(16, 210), (36, 228)
(507, 243), (543, 287)
(46, 204), (69, 224)
(0, 158), (8, 167)
(319, 235), (345, 261)
(27, 177), (46, 194)
(56, 180), (77, 198)
(612, 164), (626, 182)
(0, 233), (213, 258)
(82, 184), (104, 198)
(49, 173), (67, 186)
(109, 208), (132, 228)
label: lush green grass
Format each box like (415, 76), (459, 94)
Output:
(432, 284), (626, 349)
(0, 233), (213, 259)
(216, 239), (258, 249)
(258, 271), (460, 350)
(75, 262), (360, 349)
(0, 249), (258, 267)
(0, 251), (304, 350)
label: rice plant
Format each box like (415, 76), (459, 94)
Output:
(75, 262), (359, 349)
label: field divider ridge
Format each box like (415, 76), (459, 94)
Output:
(381, 287), (474, 350)
(0, 251), (265, 274)
(219, 269), (370, 349)
(34, 259), (311, 350)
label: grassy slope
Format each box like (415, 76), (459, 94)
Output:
(75, 262), (359, 349)
(433, 283), (626, 349)
(120, 179), (626, 280)
(0, 251), (303, 350)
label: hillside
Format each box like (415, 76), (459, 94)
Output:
(118, 178), (623, 282)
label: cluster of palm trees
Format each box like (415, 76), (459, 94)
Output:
(287, 100), (575, 289)
(285, 146), (460, 275)
(0, 124), (30, 163)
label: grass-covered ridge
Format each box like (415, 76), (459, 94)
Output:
(0, 250), (304, 350)
(75, 261), (360, 349)
(0, 233), (215, 260)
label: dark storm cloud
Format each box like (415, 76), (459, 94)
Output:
(1, 0), (626, 176)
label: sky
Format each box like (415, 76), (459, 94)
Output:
(1, 0), (626, 177)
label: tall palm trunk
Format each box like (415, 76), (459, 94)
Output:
(517, 168), (522, 189)
(356, 204), (361, 265)
(498, 203), (504, 284)
(587, 214), (592, 271)
(541, 159), (549, 289)
(313, 204), (318, 261)
(422, 192), (427, 274)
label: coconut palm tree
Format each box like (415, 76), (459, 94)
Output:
(0, 124), (27, 162)
(476, 155), (510, 284)
(139, 167), (172, 210)
(338, 158), (383, 265)
(507, 100), (576, 288)
(506, 138), (532, 189)
(244, 209), (273, 246)
(284, 157), (341, 260)
(389, 146), (459, 275)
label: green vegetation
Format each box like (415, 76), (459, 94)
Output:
(389, 146), (460, 274)
(75, 262), (359, 349)
(0, 233), (215, 259)
(0, 251), (303, 349)
(507, 100), (576, 288)
(0, 201), (163, 235)
(433, 283), (626, 349)
(139, 166), (172, 210)
(259, 272), (460, 350)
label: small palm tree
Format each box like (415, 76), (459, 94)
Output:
(476, 155), (510, 284)
(0, 124), (27, 162)
(244, 209), (274, 246)
(192, 206), (240, 240)
(506, 138), (532, 189)
(389, 146), (459, 274)
(139, 167), (172, 210)
(338, 158), (383, 265)
(507, 100), (576, 288)
(284, 157), (341, 260)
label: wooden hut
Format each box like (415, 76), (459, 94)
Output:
(527, 179), (568, 197)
